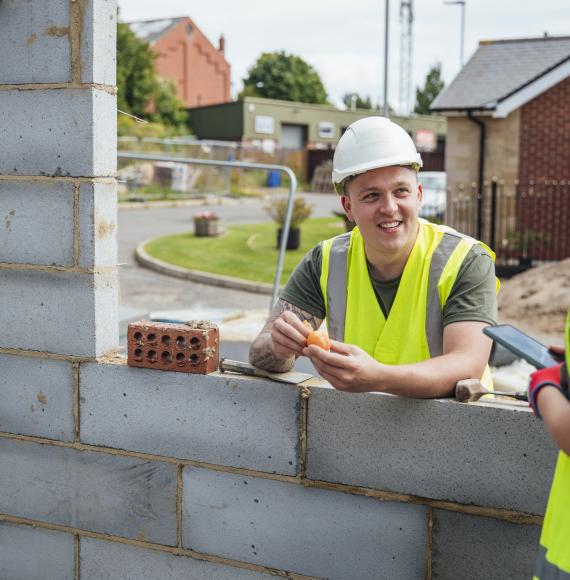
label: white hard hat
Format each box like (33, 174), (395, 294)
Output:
(332, 116), (423, 194)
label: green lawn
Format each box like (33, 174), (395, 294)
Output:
(144, 217), (345, 284)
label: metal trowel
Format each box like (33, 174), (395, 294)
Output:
(219, 358), (313, 384)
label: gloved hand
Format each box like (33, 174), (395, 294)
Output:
(528, 363), (568, 418)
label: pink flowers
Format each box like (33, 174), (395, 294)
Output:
(194, 211), (219, 221)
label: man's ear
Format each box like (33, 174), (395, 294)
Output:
(417, 182), (423, 204)
(340, 195), (354, 222)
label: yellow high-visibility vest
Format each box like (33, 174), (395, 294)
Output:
(533, 311), (570, 579)
(319, 219), (497, 385)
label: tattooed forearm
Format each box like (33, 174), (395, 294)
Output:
(249, 299), (322, 372)
(249, 346), (294, 373)
(260, 299), (320, 333)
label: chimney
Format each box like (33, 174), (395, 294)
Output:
(219, 34), (225, 54)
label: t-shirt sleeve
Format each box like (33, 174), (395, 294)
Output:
(443, 244), (498, 327)
(279, 244), (326, 319)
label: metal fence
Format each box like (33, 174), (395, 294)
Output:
(449, 179), (570, 265)
(117, 137), (309, 194)
(118, 151), (298, 311)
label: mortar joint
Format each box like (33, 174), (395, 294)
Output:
(300, 386), (311, 399)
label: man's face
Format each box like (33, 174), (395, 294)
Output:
(341, 166), (423, 259)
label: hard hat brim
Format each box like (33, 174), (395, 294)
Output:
(332, 156), (423, 194)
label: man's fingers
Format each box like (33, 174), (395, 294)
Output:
(273, 333), (304, 356)
(310, 360), (352, 390)
(305, 344), (353, 369)
(309, 354), (345, 380)
(273, 317), (307, 346)
(330, 340), (354, 355)
(281, 311), (312, 336)
(548, 345), (566, 359)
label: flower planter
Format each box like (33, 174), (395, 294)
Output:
(194, 218), (220, 237)
(277, 227), (301, 250)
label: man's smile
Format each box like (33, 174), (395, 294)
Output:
(378, 220), (402, 232)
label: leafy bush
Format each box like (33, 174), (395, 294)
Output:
(265, 196), (313, 228)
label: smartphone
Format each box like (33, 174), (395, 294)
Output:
(483, 324), (560, 369)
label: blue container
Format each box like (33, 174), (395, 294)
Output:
(266, 170), (281, 187)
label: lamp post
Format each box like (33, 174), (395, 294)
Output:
(444, 0), (466, 67)
(383, 0), (390, 116)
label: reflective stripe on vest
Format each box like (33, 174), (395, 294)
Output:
(534, 311), (570, 578)
(534, 545), (570, 579)
(425, 232), (462, 357)
(325, 231), (351, 342)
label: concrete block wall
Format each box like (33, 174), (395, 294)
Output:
(0, 0), (118, 359)
(0, 2), (557, 578)
(0, 362), (556, 579)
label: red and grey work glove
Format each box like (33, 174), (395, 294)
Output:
(528, 363), (568, 418)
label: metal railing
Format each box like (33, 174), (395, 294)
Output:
(449, 178), (570, 264)
(118, 151), (298, 312)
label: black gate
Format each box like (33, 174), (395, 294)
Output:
(449, 179), (570, 268)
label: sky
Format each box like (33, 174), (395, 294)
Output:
(118, 0), (569, 113)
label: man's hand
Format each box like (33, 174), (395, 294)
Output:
(548, 344), (566, 362)
(249, 299), (322, 372)
(271, 311), (313, 359)
(303, 340), (383, 392)
(302, 321), (494, 398)
(528, 361), (568, 418)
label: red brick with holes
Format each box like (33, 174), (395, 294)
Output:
(127, 320), (219, 374)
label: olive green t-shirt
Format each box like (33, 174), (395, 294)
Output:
(280, 243), (497, 326)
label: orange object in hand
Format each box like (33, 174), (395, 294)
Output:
(303, 321), (331, 351)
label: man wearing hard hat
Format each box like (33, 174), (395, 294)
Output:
(250, 117), (498, 397)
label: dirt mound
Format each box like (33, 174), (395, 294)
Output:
(498, 258), (570, 344)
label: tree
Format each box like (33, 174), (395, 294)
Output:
(342, 93), (374, 110)
(151, 80), (188, 128)
(414, 63), (445, 115)
(117, 22), (188, 129)
(117, 22), (156, 118)
(240, 51), (328, 104)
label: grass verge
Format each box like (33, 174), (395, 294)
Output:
(144, 217), (344, 284)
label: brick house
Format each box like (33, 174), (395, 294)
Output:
(128, 17), (231, 108)
(431, 36), (570, 261)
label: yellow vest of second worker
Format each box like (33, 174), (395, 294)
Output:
(533, 311), (570, 579)
(320, 219), (497, 373)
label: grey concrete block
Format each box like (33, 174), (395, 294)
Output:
(0, 180), (74, 266)
(432, 510), (541, 579)
(79, 181), (118, 268)
(0, 0), (71, 84)
(80, 365), (299, 474)
(0, 438), (177, 544)
(81, 0), (117, 85)
(0, 354), (74, 441)
(0, 521), (74, 580)
(183, 467), (428, 580)
(0, 269), (118, 357)
(306, 388), (557, 515)
(81, 537), (269, 580)
(0, 89), (116, 178)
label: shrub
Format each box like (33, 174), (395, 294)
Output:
(265, 196), (312, 228)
